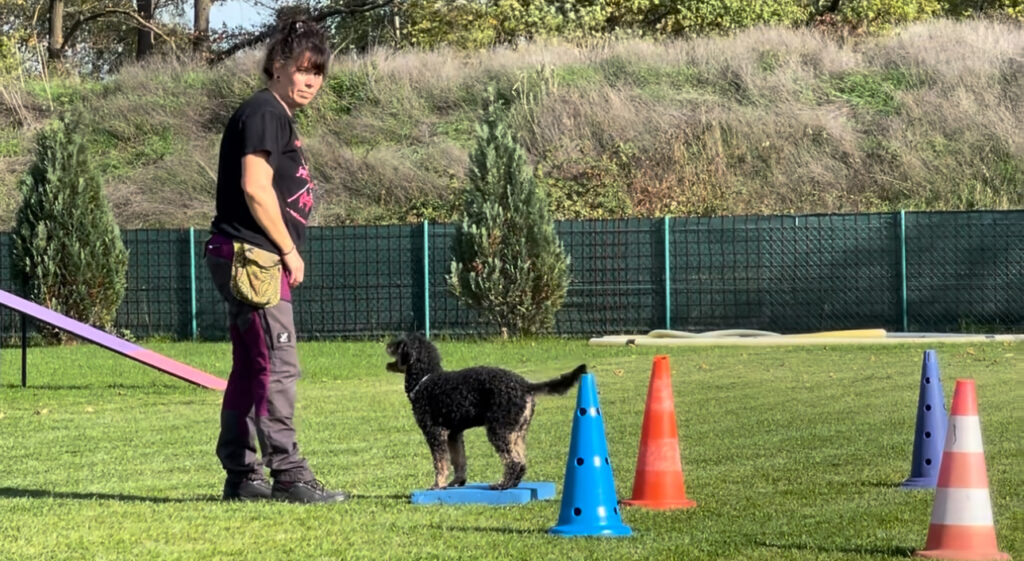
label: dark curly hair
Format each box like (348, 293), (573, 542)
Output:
(262, 14), (330, 81)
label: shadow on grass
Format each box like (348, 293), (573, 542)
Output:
(0, 487), (219, 503)
(2, 383), (180, 391)
(860, 479), (908, 489)
(428, 523), (548, 535)
(758, 540), (916, 557)
(350, 493), (410, 502)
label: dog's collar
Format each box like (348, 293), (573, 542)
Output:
(408, 374), (431, 399)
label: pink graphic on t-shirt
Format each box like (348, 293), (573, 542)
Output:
(286, 207), (308, 225)
(287, 144), (316, 220)
(287, 176), (315, 215)
(292, 163), (316, 213)
(298, 190), (314, 212)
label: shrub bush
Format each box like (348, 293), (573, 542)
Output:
(448, 94), (569, 337)
(12, 116), (128, 342)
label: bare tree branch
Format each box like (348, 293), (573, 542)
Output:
(313, 0), (397, 20)
(210, 0), (396, 65)
(61, 7), (178, 54)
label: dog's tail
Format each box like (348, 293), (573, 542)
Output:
(527, 364), (587, 396)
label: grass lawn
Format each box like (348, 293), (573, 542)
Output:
(0, 338), (1020, 561)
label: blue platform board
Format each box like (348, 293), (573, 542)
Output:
(410, 482), (556, 505)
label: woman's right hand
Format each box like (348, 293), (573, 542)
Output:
(283, 250), (304, 288)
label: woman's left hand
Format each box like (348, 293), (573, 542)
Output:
(283, 250), (304, 288)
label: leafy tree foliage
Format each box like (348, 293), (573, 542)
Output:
(323, 0), (1024, 51)
(822, 0), (942, 29)
(942, 0), (1024, 18)
(610, 0), (809, 35)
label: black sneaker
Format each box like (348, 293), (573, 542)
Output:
(223, 478), (273, 501)
(271, 479), (349, 504)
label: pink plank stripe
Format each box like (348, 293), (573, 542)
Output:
(1, 289), (225, 391)
(129, 350), (227, 391)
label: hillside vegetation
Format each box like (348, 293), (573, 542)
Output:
(1, 19), (1022, 230)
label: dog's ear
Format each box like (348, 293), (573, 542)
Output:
(398, 338), (413, 365)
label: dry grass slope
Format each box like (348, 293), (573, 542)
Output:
(0, 19), (1022, 230)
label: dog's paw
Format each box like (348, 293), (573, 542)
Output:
(448, 477), (467, 487)
(428, 483), (447, 491)
(385, 361), (403, 373)
(489, 482), (513, 491)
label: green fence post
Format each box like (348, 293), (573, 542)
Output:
(899, 210), (908, 332)
(423, 220), (430, 339)
(664, 215), (671, 330)
(189, 227), (197, 340)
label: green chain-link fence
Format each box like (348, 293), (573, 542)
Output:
(2, 211), (1021, 340)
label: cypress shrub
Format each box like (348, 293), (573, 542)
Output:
(12, 117), (128, 343)
(448, 95), (569, 337)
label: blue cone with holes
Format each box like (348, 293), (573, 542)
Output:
(549, 373), (632, 537)
(901, 349), (947, 489)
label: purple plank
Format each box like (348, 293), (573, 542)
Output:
(0, 291), (140, 353)
(0, 289), (225, 391)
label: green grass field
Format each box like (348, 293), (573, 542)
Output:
(0, 339), (1020, 560)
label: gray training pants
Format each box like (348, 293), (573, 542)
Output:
(205, 235), (313, 483)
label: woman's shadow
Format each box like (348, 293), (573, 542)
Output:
(0, 487), (219, 503)
(1, 488), (414, 504)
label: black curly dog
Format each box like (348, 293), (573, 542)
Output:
(386, 332), (586, 490)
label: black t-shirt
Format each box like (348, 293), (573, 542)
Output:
(211, 89), (315, 253)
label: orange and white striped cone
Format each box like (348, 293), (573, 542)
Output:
(915, 379), (1010, 561)
(621, 355), (696, 510)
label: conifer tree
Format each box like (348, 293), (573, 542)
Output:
(12, 117), (128, 342)
(448, 94), (569, 337)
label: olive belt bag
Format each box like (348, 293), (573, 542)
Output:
(230, 241), (282, 308)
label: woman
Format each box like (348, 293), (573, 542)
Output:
(205, 17), (345, 503)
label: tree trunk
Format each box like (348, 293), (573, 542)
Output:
(193, 0), (212, 55)
(136, 0), (154, 60)
(47, 0), (64, 61)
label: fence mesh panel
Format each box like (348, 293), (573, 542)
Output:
(1, 211), (1021, 341)
(557, 219), (660, 335)
(119, 230), (193, 338)
(905, 212), (1024, 332)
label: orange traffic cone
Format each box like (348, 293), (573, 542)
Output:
(621, 355), (696, 510)
(915, 379), (1010, 561)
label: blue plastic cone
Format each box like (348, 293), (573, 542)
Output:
(549, 373), (632, 537)
(901, 350), (947, 489)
